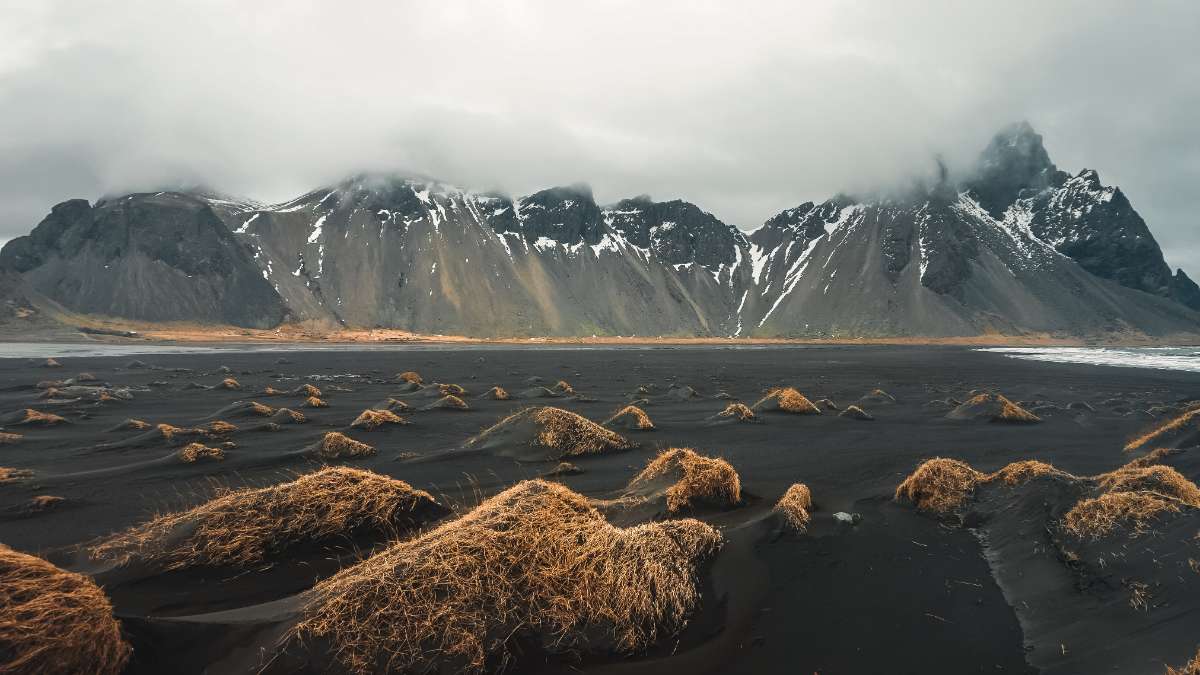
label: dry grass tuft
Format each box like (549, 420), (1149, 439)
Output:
(245, 401), (275, 416)
(603, 405), (656, 430)
(1125, 408), (1200, 452)
(219, 377), (241, 390)
(0, 432), (22, 445)
(304, 396), (329, 408)
(1166, 647), (1200, 675)
(553, 380), (576, 396)
(87, 467), (441, 571)
(11, 409), (68, 427)
(469, 407), (636, 459)
(894, 458), (986, 514)
(0, 544), (130, 675)
(627, 448), (742, 512)
(113, 418), (151, 432)
(1095, 465), (1200, 506)
(310, 432), (376, 460)
(261, 386), (287, 396)
(438, 383), (467, 397)
(351, 409), (409, 431)
(25, 495), (64, 512)
(948, 394), (1040, 424)
(428, 394), (469, 410)
(545, 462), (583, 477)
(75, 372), (97, 382)
(990, 460), (1066, 485)
(288, 479), (721, 674)
(774, 483), (813, 532)
(0, 467), (33, 484)
(295, 383), (322, 398)
(273, 408), (306, 424)
(717, 402), (757, 422)
(397, 371), (423, 385)
(1061, 491), (1182, 539)
(177, 443), (225, 463)
(482, 386), (510, 400)
(1122, 447), (1178, 470)
(42, 358), (62, 368)
(201, 420), (238, 435)
(839, 405), (874, 421)
(754, 387), (821, 414)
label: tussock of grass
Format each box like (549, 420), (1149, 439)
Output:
(245, 401), (275, 416)
(1122, 447), (1178, 469)
(75, 373), (97, 382)
(991, 460), (1066, 485)
(947, 393), (1041, 424)
(0, 432), (22, 445)
(1096, 465), (1200, 506)
(310, 432), (376, 460)
(1125, 408), (1200, 452)
(717, 402), (757, 422)
(288, 479), (721, 674)
(272, 408), (306, 424)
(553, 380), (576, 396)
(7, 409), (68, 427)
(351, 409), (409, 430)
(468, 407), (636, 459)
(201, 420), (238, 435)
(260, 386), (286, 396)
(219, 377), (241, 390)
(379, 398), (412, 412)
(627, 448), (742, 512)
(0, 467), (33, 484)
(24, 495), (64, 513)
(397, 371), (423, 385)
(753, 387), (821, 414)
(544, 462), (583, 477)
(1166, 647), (1200, 675)
(1061, 491), (1182, 539)
(603, 405), (656, 430)
(426, 394), (469, 411)
(839, 405), (874, 421)
(110, 419), (151, 432)
(774, 483), (813, 532)
(862, 388), (896, 402)
(304, 396), (329, 408)
(894, 458), (986, 514)
(481, 386), (510, 400)
(42, 358), (62, 368)
(437, 383), (467, 397)
(88, 467), (442, 571)
(177, 443), (225, 463)
(0, 544), (130, 675)
(815, 398), (840, 411)
(295, 384), (322, 398)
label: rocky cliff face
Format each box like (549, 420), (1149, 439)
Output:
(2, 124), (1197, 337)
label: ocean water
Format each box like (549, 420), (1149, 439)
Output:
(980, 346), (1200, 373)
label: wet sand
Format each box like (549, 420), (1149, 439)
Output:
(1, 345), (1197, 674)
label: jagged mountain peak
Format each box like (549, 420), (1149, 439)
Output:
(968, 121), (1067, 216)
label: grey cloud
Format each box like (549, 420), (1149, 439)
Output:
(1, 0), (1197, 271)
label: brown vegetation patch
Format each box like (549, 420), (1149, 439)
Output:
(425, 394), (469, 411)
(245, 401), (275, 416)
(109, 419), (151, 432)
(177, 443), (225, 463)
(603, 405), (656, 430)
(272, 408), (306, 424)
(544, 462), (583, 477)
(397, 371), (423, 385)
(351, 409), (409, 431)
(288, 479), (721, 674)
(1125, 407), (1200, 453)
(24, 495), (65, 513)
(839, 404), (874, 421)
(947, 393), (1041, 424)
(219, 377), (241, 390)
(201, 420), (238, 435)
(42, 358), (62, 368)
(716, 402), (758, 422)
(467, 407), (636, 460)
(990, 460), (1067, 486)
(260, 386), (287, 396)
(310, 432), (376, 460)
(774, 483), (813, 532)
(553, 380), (576, 396)
(0, 432), (22, 445)
(295, 384), (322, 398)
(437, 383), (467, 397)
(753, 387), (821, 415)
(1095, 465), (1200, 506)
(88, 467), (442, 571)
(0, 544), (130, 675)
(1061, 491), (1182, 539)
(627, 448), (742, 512)
(1166, 647), (1200, 675)
(6, 409), (68, 427)
(304, 396), (329, 408)
(894, 458), (986, 514)
(1121, 447), (1178, 470)
(0, 467), (33, 484)
(481, 386), (510, 400)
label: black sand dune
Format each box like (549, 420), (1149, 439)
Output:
(2, 345), (1200, 674)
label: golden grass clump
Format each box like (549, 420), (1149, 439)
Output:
(201, 420), (238, 435)
(482, 386), (511, 400)
(1095, 465), (1200, 506)
(12, 409), (68, 427)
(351, 409), (409, 431)
(42, 358), (62, 368)
(948, 393), (1040, 424)
(115, 418), (151, 431)
(0, 432), (22, 445)
(894, 458), (986, 514)
(1166, 647), (1200, 675)
(774, 483), (813, 532)
(245, 401), (275, 416)
(0, 467), (33, 484)
(627, 448), (742, 513)
(1122, 447), (1177, 470)
(261, 386), (286, 396)
(304, 396), (329, 408)
(754, 387), (821, 414)
(310, 432), (376, 460)
(990, 460), (1066, 486)
(296, 383), (322, 398)
(468, 407), (636, 460)
(87, 467), (442, 571)
(397, 371), (423, 385)
(0, 544), (130, 675)
(553, 380), (576, 396)
(1061, 491), (1182, 539)
(839, 404), (874, 420)
(219, 377), (241, 390)
(274, 408), (306, 424)
(717, 402), (757, 422)
(603, 405), (656, 430)
(177, 443), (225, 463)
(1125, 407), (1200, 453)
(428, 394), (469, 410)
(288, 479), (721, 674)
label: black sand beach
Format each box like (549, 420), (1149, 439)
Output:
(2, 345), (1198, 674)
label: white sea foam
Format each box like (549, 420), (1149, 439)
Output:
(979, 347), (1200, 373)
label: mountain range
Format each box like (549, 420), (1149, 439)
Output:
(3, 122), (1198, 339)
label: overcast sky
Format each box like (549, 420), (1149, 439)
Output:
(1, 1), (1198, 271)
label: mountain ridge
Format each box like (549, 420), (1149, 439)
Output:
(3, 123), (1198, 338)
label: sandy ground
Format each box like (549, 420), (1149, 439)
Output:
(1, 346), (1198, 674)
